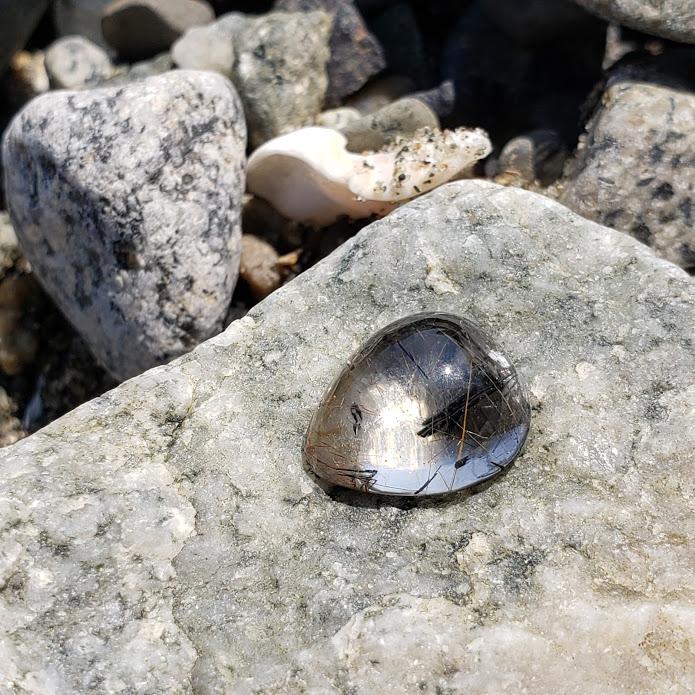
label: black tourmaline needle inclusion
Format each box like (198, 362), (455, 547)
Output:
(304, 313), (531, 497)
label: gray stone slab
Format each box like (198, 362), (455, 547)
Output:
(0, 181), (693, 693)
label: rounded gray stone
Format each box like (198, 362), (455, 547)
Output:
(409, 80), (456, 120)
(273, 0), (386, 104)
(101, 0), (216, 60)
(45, 35), (114, 89)
(316, 106), (361, 130)
(561, 77), (695, 271)
(100, 51), (174, 87)
(0, 182), (693, 692)
(341, 97), (439, 153)
(232, 10), (332, 148)
(345, 74), (416, 115)
(575, 0), (695, 43)
(171, 14), (244, 75)
(2, 70), (247, 380)
(496, 129), (567, 185)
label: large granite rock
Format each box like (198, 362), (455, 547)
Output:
(2, 71), (247, 381)
(561, 76), (695, 271)
(574, 0), (695, 43)
(1, 182), (694, 693)
(0, 0), (50, 75)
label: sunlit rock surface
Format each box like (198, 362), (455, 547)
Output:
(0, 181), (694, 693)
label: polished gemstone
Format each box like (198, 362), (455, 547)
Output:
(304, 313), (530, 496)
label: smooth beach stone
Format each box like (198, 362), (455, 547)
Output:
(305, 313), (530, 496)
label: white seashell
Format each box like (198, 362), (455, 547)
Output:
(246, 126), (492, 226)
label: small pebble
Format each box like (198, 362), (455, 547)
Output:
(101, 0), (215, 60)
(102, 52), (174, 86)
(3, 70), (247, 380)
(316, 107), (361, 131)
(45, 35), (114, 89)
(0, 273), (41, 376)
(276, 249), (301, 270)
(0, 213), (20, 276)
(494, 129), (567, 186)
(345, 74), (415, 115)
(0, 387), (26, 447)
(3, 51), (49, 105)
(409, 81), (455, 120)
(233, 10), (332, 148)
(276, 249), (302, 285)
(560, 74), (695, 270)
(171, 12), (244, 75)
(274, 0), (386, 104)
(239, 235), (282, 301)
(341, 97), (439, 153)
(242, 195), (302, 251)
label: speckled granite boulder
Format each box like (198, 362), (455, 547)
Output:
(2, 70), (247, 381)
(233, 10), (332, 147)
(0, 182), (694, 693)
(274, 0), (385, 104)
(575, 0), (695, 43)
(45, 36), (114, 89)
(561, 77), (695, 271)
(0, 0), (50, 75)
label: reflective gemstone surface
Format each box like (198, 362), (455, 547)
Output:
(304, 313), (530, 496)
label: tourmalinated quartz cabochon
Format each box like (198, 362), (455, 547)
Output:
(305, 313), (530, 496)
